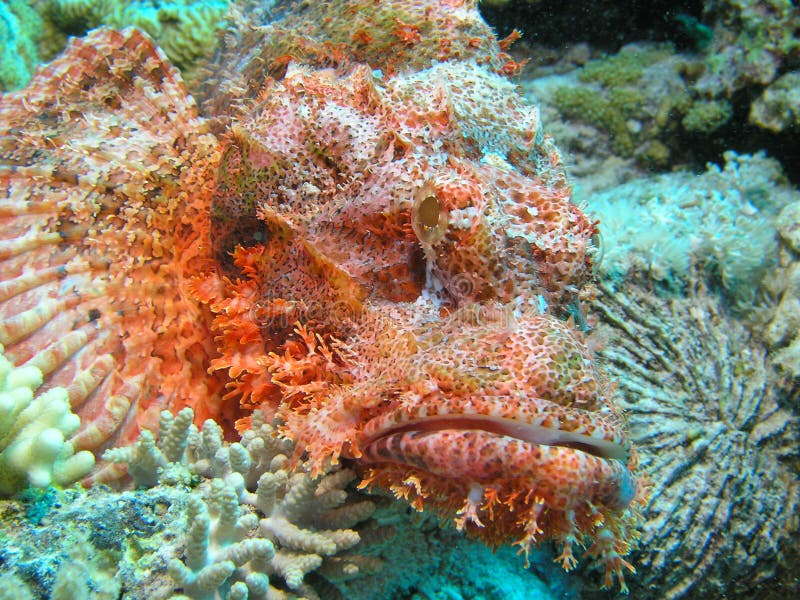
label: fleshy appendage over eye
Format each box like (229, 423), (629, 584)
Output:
(411, 181), (448, 245)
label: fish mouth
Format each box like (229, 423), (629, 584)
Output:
(356, 404), (638, 512)
(358, 400), (630, 464)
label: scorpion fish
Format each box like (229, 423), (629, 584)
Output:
(0, 0), (643, 590)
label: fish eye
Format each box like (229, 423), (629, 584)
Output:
(418, 194), (439, 229)
(412, 183), (447, 244)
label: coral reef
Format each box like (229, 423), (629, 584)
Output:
(337, 504), (579, 600)
(0, 344), (94, 496)
(489, 19), (800, 562)
(750, 71), (800, 133)
(45, 0), (229, 70)
(0, 0), (43, 91)
(584, 151), (798, 304)
(526, 43), (732, 169)
(3, 1), (798, 598)
(505, 1), (799, 178)
(679, 97), (733, 133)
(763, 200), (800, 380)
(589, 274), (800, 598)
(0, 473), (571, 600)
(550, 80), (646, 157)
(117, 407), (379, 598)
(0, 407), (382, 598)
(0, 497), (126, 598)
(698, 0), (799, 100)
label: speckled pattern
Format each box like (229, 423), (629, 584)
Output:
(0, 1), (643, 591)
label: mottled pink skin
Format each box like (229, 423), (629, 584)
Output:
(363, 430), (637, 511)
(209, 59), (643, 577)
(0, 1), (643, 591)
(278, 307), (642, 591)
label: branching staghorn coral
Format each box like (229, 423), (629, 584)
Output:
(168, 481), (274, 600)
(105, 408), (380, 598)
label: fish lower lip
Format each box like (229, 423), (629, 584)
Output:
(361, 414), (629, 463)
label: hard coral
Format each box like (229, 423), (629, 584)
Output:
(749, 71), (800, 133)
(109, 407), (378, 598)
(591, 274), (800, 598)
(0, 0), (42, 91)
(46, 0), (229, 70)
(585, 151), (795, 305)
(0, 343), (94, 496)
(764, 200), (800, 380)
(699, 0), (800, 97)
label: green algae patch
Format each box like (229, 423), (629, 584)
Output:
(552, 85), (645, 156)
(681, 99), (733, 133)
(578, 45), (673, 87)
